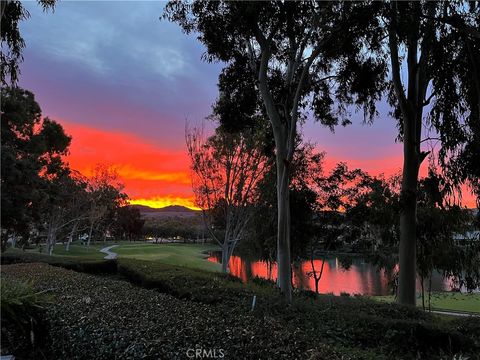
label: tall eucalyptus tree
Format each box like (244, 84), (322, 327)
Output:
(386, 1), (480, 305)
(165, 1), (386, 301)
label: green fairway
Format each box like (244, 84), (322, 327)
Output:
(114, 243), (221, 271)
(49, 244), (106, 259)
(8, 244), (106, 260)
(8, 242), (221, 271)
(373, 292), (480, 314)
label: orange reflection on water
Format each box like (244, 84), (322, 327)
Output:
(208, 255), (394, 296)
(207, 254), (456, 295)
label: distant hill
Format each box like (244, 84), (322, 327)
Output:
(131, 204), (200, 219)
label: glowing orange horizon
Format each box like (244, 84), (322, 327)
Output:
(58, 119), (476, 211)
(60, 120), (197, 209)
(128, 197), (200, 210)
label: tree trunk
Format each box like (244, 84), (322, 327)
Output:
(428, 274), (432, 312)
(276, 149), (292, 302)
(221, 243), (230, 273)
(397, 112), (419, 306)
(1, 230), (10, 252)
(87, 223), (94, 248)
(47, 227), (56, 256)
(317, 258), (326, 294)
(66, 221), (78, 252)
(421, 277), (425, 310)
(11, 231), (16, 248)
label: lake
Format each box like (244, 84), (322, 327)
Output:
(207, 252), (454, 296)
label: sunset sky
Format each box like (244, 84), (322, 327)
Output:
(19, 1), (475, 209)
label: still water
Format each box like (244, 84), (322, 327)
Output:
(207, 252), (453, 296)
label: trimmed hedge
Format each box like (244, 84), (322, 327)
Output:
(1, 251), (117, 274)
(2, 263), (343, 360)
(117, 258), (266, 306)
(2, 254), (479, 359)
(116, 259), (480, 359)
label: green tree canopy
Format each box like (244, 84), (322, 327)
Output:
(165, 0), (387, 301)
(1, 87), (71, 250)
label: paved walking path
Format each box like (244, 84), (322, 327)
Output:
(429, 309), (479, 317)
(100, 244), (119, 260)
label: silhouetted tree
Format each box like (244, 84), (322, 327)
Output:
(114, 206), (145, 241)
(1, 87), (71, 251)
(85, 165), (126, 247)
(43, 168), (89, 255)
(386, 1), (480, 305)
(1, 0), (56, 85)
(416, 171), (479, 309)
(165, 1), (386, 301)
(186, 125), (268, 272)
(345, 174), (400, 254)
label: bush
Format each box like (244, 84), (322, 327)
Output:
(1, 251), (117, 274)
(2, 263), (336, 360)
(2, 256), (479, 359)
(117, 258), (268, 306)
(117, 259), (479, 359)
(1, 278), (52, 358)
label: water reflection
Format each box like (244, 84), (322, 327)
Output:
(207, 252), (451, 296)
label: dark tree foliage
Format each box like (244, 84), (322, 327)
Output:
(84, 165), (127, 246)
(42, 166), (88, 254)
(386, 1), (480, 305)
(247, 169), (318, 263)
(165, 1), (387, 300)
(142, 216), (202, 242)
(1, 87), (71, 250)
(345, 174), (400, 253)
(245, 144), (322, 262)
(416, 171), (480, 296)
(1, 0), (55, 85)
(114, 206), (145, 241)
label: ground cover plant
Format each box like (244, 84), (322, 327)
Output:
(1, 277), (52, 358)
(2, 261), (479, 359)
(1, 263), (341, 360)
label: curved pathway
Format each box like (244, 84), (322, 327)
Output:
(429, 309), (479, 318)
(100, 244), (119, 260)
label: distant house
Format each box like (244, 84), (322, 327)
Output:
(79, 233), (89, 241)
(453, 231), (480, 244)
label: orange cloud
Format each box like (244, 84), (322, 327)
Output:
(59, 120), (476, 210)
(60, 120), (195, 208)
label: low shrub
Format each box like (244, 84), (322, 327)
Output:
(2, 256), (479, 359)
(117, 258), (480, 359)
(2, 263), (341, 360)
(1, 278), (52, 358)
(1, 251), (117, 274)
(117, 258), (269, 307)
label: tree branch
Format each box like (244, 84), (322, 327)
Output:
(388, 3), (409, 119)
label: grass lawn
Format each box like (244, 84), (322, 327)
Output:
(115, 243), (221, 271)
(18, 243), (107, 260)
(373, 292), (480, 314)
(7, 242), (221, 271)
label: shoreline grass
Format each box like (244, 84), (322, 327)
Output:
(373, 292), (480, 314)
